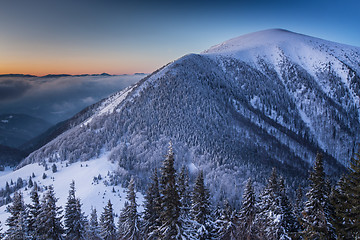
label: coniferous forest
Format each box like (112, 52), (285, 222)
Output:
(1, 143), (360, 240)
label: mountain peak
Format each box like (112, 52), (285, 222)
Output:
(203, 29), (302, 54)
(202, 28), (359, 58)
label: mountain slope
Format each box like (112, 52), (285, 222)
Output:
(18, 29), (360, 202)
(0, 153), (144, 229)
(0, 114), (52, 148)
(0, 144), (25, 167)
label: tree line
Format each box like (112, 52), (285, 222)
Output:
(1, 143), (360, 239)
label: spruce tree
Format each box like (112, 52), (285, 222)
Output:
(159, 142), (182, 239)
(52, 164), (57, 173)
(330, 179), (349, 239)
(214, 199), (238, 240)
(37, 185), (64, 240)
(5, 191), (27, 240)
(238, 178), (257, 240)
(118, 176), (141, 239)
(28, 177), (33, 188)
(64, 181), (86, 239)
(0, 220), (4, 239)
(332, 145), (360, 239)
(100, 200), (116, 240)
(177, 166), (195, 239)
(301, 153), (335, 239)
(191, 170), (211, 240)
(254, 168), (283, 240)
(87, 207), (102, 240)
(278, 176), (298, 239)
(27, 182), (41, 239)
(5, 181), (10, 195)
(143, 169), (162, 239)
(178, 166), (191, 216)
(294, 185), (304, 221)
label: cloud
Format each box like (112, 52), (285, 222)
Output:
(82, 96), (95, 104)
(0, 74), (144, 123)
(0, 79), (32, 101)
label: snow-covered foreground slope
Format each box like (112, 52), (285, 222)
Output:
(16, 29), (360, 204)
(0, 153), (143, 230)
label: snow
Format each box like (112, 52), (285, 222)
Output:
(0, 152), (144, 230)
(250, 95), (260, 109)
(0, 167), (13, 177)
(188, 163), (198, 174)
(83, 85), (136, 126)
(204, 29), (360, 88)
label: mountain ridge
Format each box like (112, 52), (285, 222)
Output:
(17, 29), (360, 203)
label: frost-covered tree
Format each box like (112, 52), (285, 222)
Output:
(331, 145), (360, 239)
(86, 207), (102, 240)
(238, 178), (257, 240)
(301, 153), (335, 239)
(36, 185), (64, 240)
(0, 220), (4, 239)
(294, 185), (304, 221)
(64, 181), (86, 239)
(159, 142), (182, 239)
(27, 182), (41, 238)
(191, 170), (211, 240)
(178, 166), (191, 216)
(16, 177), (23, 189)
(118, 176), (141, 239)
(143, 169), (161, 239)
(213, 199), (238, 240)
(100, 200), (116, 240)
(278, 176), (298, 239)
(5, 191), (27, 240)
(52, 164), (58, 173)
(28, 177), (33, 188)
(5, 181), (11, 195)
(254, 168), (286, 240)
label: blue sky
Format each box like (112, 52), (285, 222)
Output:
(0, 0), (359, 75)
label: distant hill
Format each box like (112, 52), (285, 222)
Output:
(0, 114), (52, 148)
(0, 144), (25, 167)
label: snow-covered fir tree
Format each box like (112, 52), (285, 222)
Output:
(178, 165), (191, 216)
(86, 207), (102, 240)
(143, 169), (162, 239)
(36, 185), (64, 240)
(331, 145), (360, 239)
(177, 166), (196, 240)
(294, 185), (304, 222)
(301, 153), (335, 239)
(64, 180), (87, 239)
(159, 142), (182, 239)
(191, 170), (211, 240)
(238, 178), (257, 240)
(278, 176), (299, 239)
(254, 168), (286, 240)
(5, 191), (27, 240)
(118, 176), (141, 239)
(0, 220), (4, 239)
(27, 182), (41, 239)
(213, 199), (238, 240)
(28, 177), (33, 188)
(100, 200), (116, 240)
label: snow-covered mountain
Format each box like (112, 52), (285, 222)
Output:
(13, 29), (360, 203)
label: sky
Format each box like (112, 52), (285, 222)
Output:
(0, 0), (359, 76)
